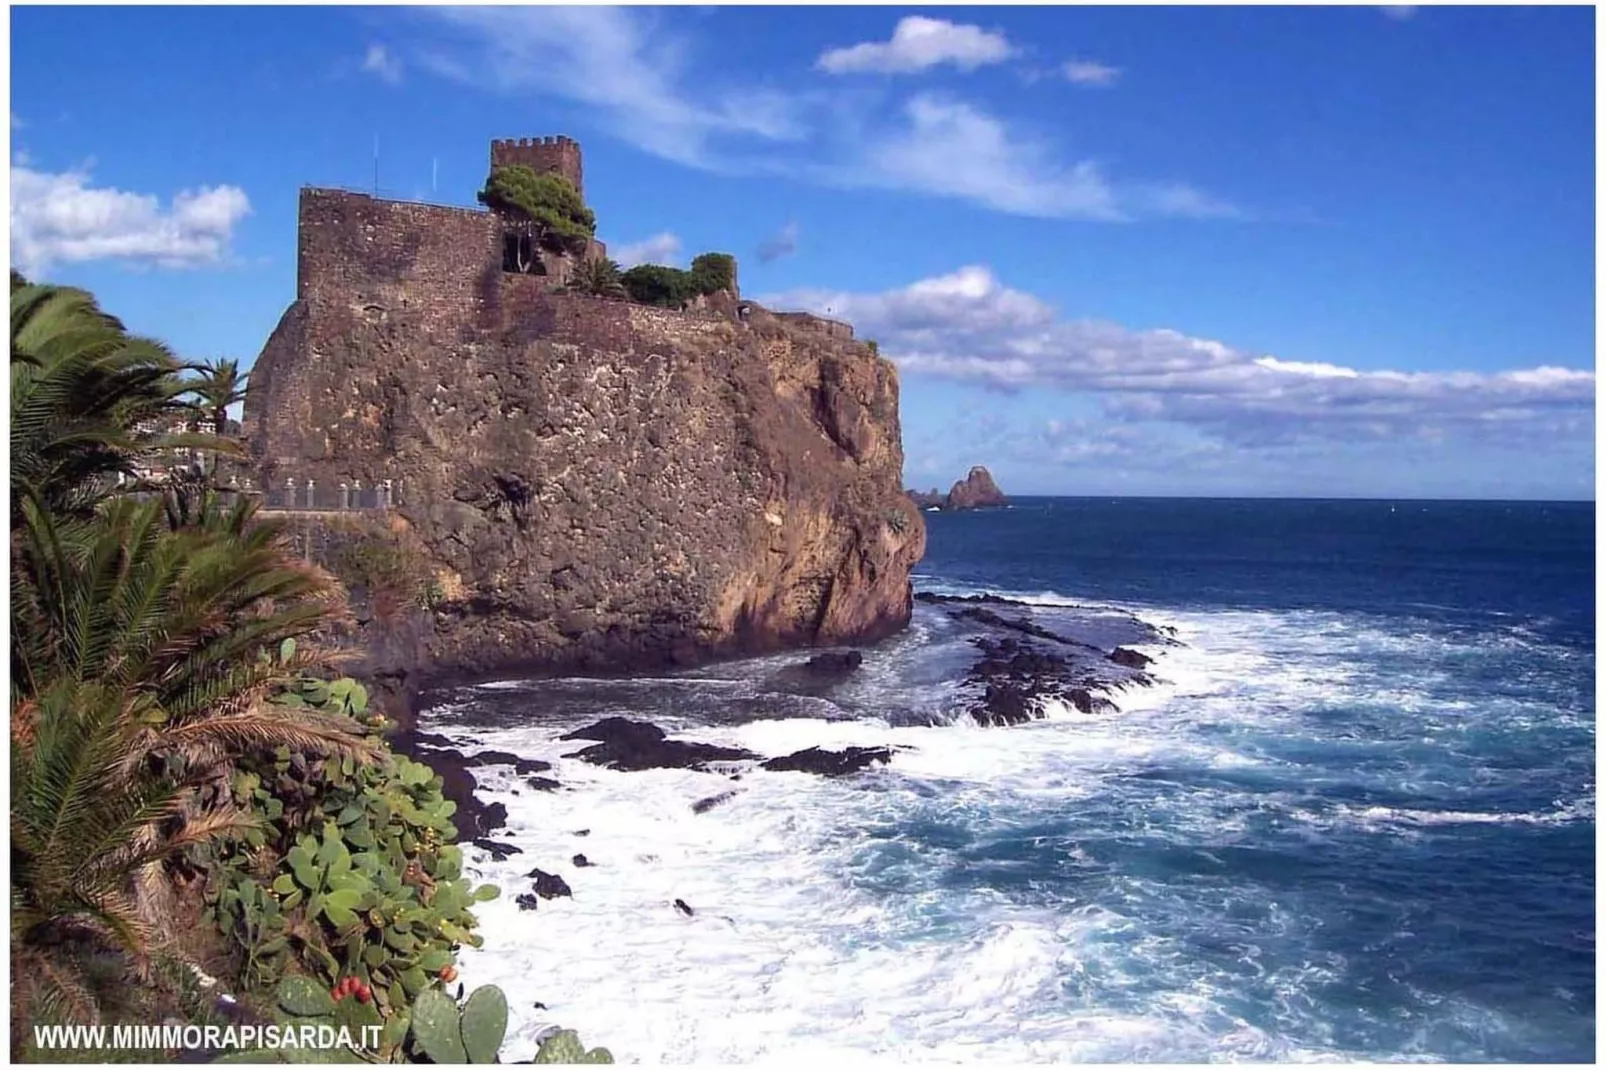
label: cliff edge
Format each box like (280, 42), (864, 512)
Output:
(242, 187), (925, 689)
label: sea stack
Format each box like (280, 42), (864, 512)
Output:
(907, 466), (1009, 511)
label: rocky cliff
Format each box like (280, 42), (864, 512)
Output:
(243, 190), (925, 691)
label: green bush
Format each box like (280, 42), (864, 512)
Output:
(619, 264), (699, 309)
(689, 252), (735, 294)
(620, 252), (737, 309)
(201, 662), (496, 1012)
(478, 166), (595, 254)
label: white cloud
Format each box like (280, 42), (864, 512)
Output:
(610, 231), (682, 268)
(1380, 6), (1419, 20)
(762, 265), (1595, 448)
(361, 43), (404, 85)
(413, 8), (1238, 222)
(1063, 60), (1121, 87)
(846, 94), (1234, 221)
(10, 164), (251, 275)
(420, 7), (807, 169)
(817, 16), (1016, 75)
(757, 221), (800, 263)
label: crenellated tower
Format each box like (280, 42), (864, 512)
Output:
(490, 135), (584, 197)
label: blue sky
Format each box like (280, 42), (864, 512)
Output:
(9, 4), (1596, 499)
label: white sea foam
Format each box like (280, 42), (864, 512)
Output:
(425, 583), (1590, 1063)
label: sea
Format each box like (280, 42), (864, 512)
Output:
(420, 497), (1596, 1063)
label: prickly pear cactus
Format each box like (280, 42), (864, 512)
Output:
(410, 988), (468, 1064)
(277, 975), (336, 1018)
(460, 985), (509, 1063)
(534, 1029), (615, 1064)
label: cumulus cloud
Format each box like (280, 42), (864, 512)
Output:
(757, 221), (799, 263)
(10, 164), (251, 275)
(817, 16), (1017, 75)
(610, 231), (682, 268)
(1063, 59), (1121, 87)
(361, 43), (404, 85)
(763, 265), (1595, 448)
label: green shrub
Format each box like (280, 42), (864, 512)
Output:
(620, 252), (737, 309)
(688, 252), (735, 294)
(619, 264), (699, 309)
(201, 665), (496, 1012)
(478, 166), (595, 254)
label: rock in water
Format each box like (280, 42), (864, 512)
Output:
(673, 899), (695, 917)
(572, 854), (593, 868)
(515, 894), (540, 912)
(1109, 646), (1154, 669)
(526, 868), (573, 899)
(470, 839), (522, 861)
(242, 146), (925, 687)
(691, 790), (739, 815)
(761, 746), (893, 777)
(904, 466), (1008, 511)
(946, 465), (1008, 510)
(559, 717), (758, 772)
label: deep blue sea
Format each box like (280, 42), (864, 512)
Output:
(427, 498), (1596, 1062)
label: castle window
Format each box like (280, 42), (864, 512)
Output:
(502, 231), (544, 275)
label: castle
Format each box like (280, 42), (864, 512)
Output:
(242, 133), (921, 683)
(294, 135), (616, 307)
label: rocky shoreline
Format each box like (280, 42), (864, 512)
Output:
(390, 589), (1175, 917)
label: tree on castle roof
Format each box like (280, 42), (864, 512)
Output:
(478, 165), (595, 254)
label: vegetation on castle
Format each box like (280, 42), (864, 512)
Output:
(620, 252), (737, 309)
(477, 165), (596, 254)
(9, 275), (610, 1063)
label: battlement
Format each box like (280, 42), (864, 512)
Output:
(490, 135), (583, 196)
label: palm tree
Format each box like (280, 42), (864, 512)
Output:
(192, 357), (246, 438)
(10, 284), (226, 521)
(572, 256), (627, 300)
(9, 284), (372, 1035)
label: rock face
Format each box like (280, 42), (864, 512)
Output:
(907, 466), (1008, 511)
(242, 179), (925, 689)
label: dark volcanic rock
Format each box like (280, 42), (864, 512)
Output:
(692, 790), (739, 815)
(770, 649), (863, 692)
(526, 868), (573, 899)
(515, 894), (540, 911)
(526, 776), (561, 792)
(1109, 646), (1154, 669)
(559, 717), (758, 771)
(673, 899), (695, 917)
(471, 839), (523, 861)
(915, 591), (1035, 608)
(572, 854), (593, 868)
(469, 750), (554, 777)
(954, 607), (1100, 651)
(762, 746), (893, 777)
(801, 649), (863, 678)
(964, 635), (1112, 727)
